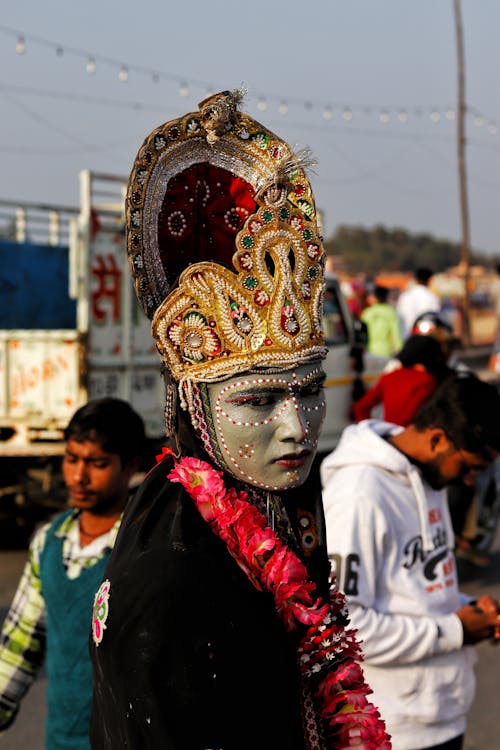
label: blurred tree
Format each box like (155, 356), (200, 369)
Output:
(324, 224), (500, 274)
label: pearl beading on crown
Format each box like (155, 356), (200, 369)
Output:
(152, 209), (326, 384)
(126, 89), (327, 387)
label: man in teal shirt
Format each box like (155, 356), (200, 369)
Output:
(0, 398), (146, 749)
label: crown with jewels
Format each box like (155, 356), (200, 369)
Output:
(126, 88), (327, 386)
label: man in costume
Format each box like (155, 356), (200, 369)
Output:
(89, 89), (390, 750)
(0, 397), (146, 749)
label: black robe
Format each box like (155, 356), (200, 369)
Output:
(89, 459), (330, 750)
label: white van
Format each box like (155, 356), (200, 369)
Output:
(319, 274), (388, 457)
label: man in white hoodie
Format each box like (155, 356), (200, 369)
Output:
(321, 372), (500, 750)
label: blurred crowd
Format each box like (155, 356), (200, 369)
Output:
(346, 266), (500, 570)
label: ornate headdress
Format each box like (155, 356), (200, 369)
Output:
(126, 88), (327, 399)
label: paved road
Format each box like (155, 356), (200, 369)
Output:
(0, 550), (47, 749)
(0, 539), (499, 749)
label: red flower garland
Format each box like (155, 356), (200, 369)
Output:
(162, 450), (391, 749)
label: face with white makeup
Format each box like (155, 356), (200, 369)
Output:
(205, 361), (326, 491)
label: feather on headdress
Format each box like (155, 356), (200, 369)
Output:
(126, 89), (327, 388)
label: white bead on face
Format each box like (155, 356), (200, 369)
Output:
(207, 362), (326, 490)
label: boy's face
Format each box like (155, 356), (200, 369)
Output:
(62, 439), (135, 515)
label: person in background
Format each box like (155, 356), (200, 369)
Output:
(321, 372), (500, 750)
(0, 398), (147, 750)
(352, 334), (451, 425)
(396, 267), (440, 339)
(489, 263), (500, 325)
(346, 279), (368, 320)
(361, 284), (403, 357)
(410, 312), (462, 370)
(89, 89), (390, 750)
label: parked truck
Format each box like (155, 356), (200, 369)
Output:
(0, 171), (386, 545)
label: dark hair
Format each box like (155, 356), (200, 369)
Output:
(413, 372), (500, 454)
(415, 267), (433, 285)
(374, 285), (389, 303)
(64, 398), (146, 466)
(397, 334), (448, 376)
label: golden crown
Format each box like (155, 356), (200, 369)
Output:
(126, 89), (327, 385)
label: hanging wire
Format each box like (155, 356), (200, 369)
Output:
(1, 24), (499, 138)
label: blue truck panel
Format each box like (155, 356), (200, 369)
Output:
(0, 240), (76, 329)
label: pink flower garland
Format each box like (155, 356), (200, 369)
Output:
(163, 450), (391, 750)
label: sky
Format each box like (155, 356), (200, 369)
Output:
(1, 0), (499, 255)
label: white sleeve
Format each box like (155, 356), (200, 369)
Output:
(323, 468), (463, 666)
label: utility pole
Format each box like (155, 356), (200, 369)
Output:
(453, 0), (471, 347)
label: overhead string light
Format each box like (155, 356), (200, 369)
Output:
(2, 25), (500, 138)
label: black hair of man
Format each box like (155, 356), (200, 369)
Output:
(397, 334), (449, 377)
(413, 372), (500, 456)
(64, 397), (146, 467)
(374, 285), (389, 304)
(415, 267), (434, 285)
(496, 263), (500, 276)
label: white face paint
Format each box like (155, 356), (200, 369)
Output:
(207, 362), (326, 491)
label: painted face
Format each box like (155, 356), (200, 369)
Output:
(62, 439), (135, 515)
(206, 362), (326, 490)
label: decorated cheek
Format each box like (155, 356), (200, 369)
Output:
(208, 369), (325, 490)
(238, 443), (255, 459)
